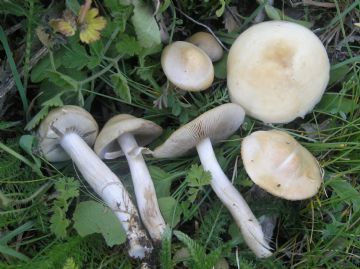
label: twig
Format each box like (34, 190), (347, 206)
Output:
(174, 7), (229, 51)
(302, 0), (336, 8)
(0, 46), (48, 100)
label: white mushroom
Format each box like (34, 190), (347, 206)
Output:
(241, 130), (323, 200)
(161, 41), (214, 92)
(94, 114), (166, 243)
(187, 32), (224, 62)
(37, 106), (152, 258)
(152, 104), (272, 258)
(227, 21), (330, 123)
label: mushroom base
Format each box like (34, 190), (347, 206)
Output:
(60, 132), (153, 258)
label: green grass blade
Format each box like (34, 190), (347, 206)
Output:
(0, 244), (30, 261)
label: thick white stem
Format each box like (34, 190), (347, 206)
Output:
(196, 137), (272, 258)
(60, 133), (152, 258)
(118, 133), (166, 243)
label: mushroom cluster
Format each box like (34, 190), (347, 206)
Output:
(37, 106), (153, 259)
(161, 31), (224, 93)
(35, 20), (328, 261)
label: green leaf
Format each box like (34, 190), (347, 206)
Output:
(50, 178), (80, 238)
(329, 64), (350, 85)
(25, 93), (64, 131)
(148, 166), (172, 197)
(25, 106), (48, 131)
(131, 1), (161, 48)
(110, 73), (131, 103)
(73, 201), (126, 247)
(55, 177), (80, 202)
(42, 93), (64, 107)
(264, 5), (281, 20)
(65, 0), (80, 14)
(50, 206), (70, 238)
(186, 164), (211, 187)
(264, 5), (313, 28)
(31, 50), (63, 82)
(62, 257), (79, 269)
(316, 93), (357, 115)
(215, 0), (226, 17)
(158, 197), (181, 227)
(173, 231), (212, 269)
(328, 179), (360, 212)
(47, 70), (78, 89)
(19, 135), (42, 171)
(116, 34), (142, 57)
(63, 43), (90, 70)
(104, 0), (133, 32)
(214, 53), (227, 79)
(159, 227), (173, 269)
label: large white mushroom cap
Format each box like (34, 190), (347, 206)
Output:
(227, 21), (330, 123)
(241, 130), (323, 200)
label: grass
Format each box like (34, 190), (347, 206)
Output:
(0, 0), (359, 268)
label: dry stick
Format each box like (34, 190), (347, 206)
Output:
(0, 46), (48, 100)
(302, 0), (336, 8)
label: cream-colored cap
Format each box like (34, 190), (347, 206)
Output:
(37, 105), (98, 162)
(187, 32), (224, 62)
(161, 41), (214, 92)
(94, 114), (162, 159)
(227, 21), (330, 123)
(153, 103), (245, 158)
(241, 130), (323, 200)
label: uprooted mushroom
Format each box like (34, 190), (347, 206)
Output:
(37, 106), (152, 259)
(152, 103), (272, 258)
(94, 114), (166, 244)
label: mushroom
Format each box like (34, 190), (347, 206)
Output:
(94, 114), (166, 243)
(161, 41), (214, 92)
(37, 106), (152, 258)
(227, 21), (330, 123)
(241, 130), (323, 200)
(152, 103), (272, 258)
(187, 32), (224, 62)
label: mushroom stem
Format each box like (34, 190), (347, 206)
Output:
(117, 132), (166, 243)
(196, 137), (272, 258)
(59, 132), (153, 258)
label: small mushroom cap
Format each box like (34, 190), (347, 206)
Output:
(37, 105), (98, 162)
(94, 114), (163, 159)
(187, 32), (224, 62)
(241, 130), (323, 200)
(161, 41), (214, 92)
(153, 103), (245, 158)
(227, 21), (330, 123)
